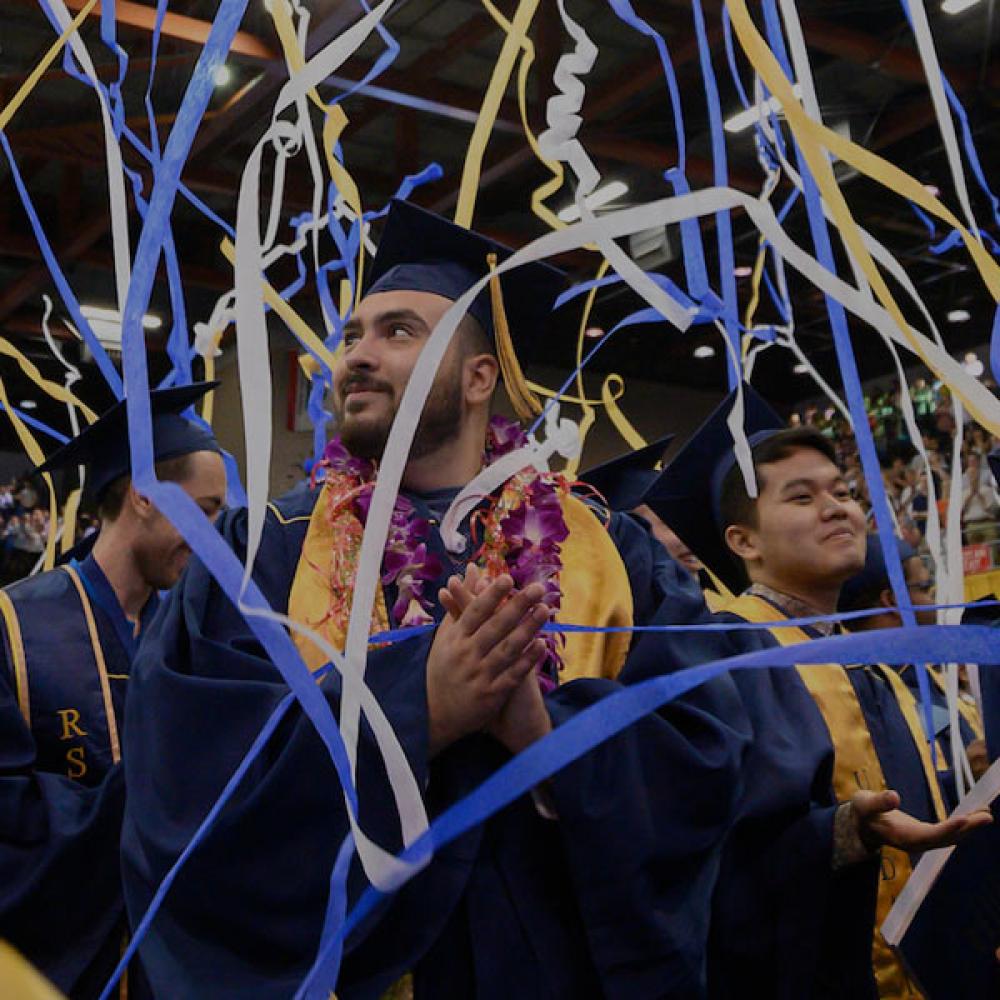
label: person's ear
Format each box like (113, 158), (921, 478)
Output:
(725, 522), (761, 564)
(127, 484), (156, 521)
(464, 353), (499, 406)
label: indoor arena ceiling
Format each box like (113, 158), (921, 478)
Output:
(0, 0), (999, 436)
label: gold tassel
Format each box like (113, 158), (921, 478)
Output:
(486, 252), (542, 422)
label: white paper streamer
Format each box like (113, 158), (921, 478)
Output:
(43, 0), (132, 324)
(882, 753), (1000, 946)
(438, 404), (580, 554)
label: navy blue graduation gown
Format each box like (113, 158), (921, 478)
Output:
(121, 485), (752, 999)
(619, 605), (880, 1000)
(0, 555), (156, 997)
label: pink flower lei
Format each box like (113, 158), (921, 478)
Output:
(313, 416), (571, 689)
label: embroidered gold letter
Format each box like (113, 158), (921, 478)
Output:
(57, 708), (87, 741)
(66, 746), (87, 780)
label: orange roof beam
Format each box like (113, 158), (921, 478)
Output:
(61, 0), (279, 62)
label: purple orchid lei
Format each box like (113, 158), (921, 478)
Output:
(314, 416), (571, 689)
(313, 438), (443, 628)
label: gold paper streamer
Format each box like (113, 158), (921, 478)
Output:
(726, 0), (1000, 433)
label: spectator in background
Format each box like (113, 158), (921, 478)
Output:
(12, 477), (38, 514)
(961, 450), (998, 543)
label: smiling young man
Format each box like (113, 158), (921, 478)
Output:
(644, 385), (991, 1000)
(0, 383), (226, 998)
(121, 201), (752, 999)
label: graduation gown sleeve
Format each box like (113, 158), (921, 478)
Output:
(0, 646), (127, 997)
(619, 601), (879, 1000)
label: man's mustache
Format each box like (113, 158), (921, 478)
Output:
(338, 376), (393, 398)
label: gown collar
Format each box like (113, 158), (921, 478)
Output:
(70, 553), (159, 661)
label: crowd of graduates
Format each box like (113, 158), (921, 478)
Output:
(1, 202), (998, 1000)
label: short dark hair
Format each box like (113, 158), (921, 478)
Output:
(98, 453), (194, 522)
(718, 427), (839, 531)
(456, 312), (494, 360)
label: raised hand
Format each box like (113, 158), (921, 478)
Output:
(851, 789), (993, 852)
(426, 567), (548, 756)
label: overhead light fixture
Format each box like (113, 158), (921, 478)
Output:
(923, 183), (941, 198)
(18, 400), (37, 411)
(557, 180), (629, 223)
(733, 265), (754, 278)
(80, 305), (162, 347)
(793, 363), (809, 374)
(942, 0), (981, 14)
(724, 84), (804, 134)
(693, 344), (716, 359)
(584, 326), (605, 339)
(946, 308), (971, 323)
(213, 64), (232, 87)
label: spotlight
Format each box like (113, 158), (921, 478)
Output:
(213, 64), (232, 88)
(693, 345), (716, 359)
(942, 0), (981, 14)
(946, 309), (971, 324)
(18, 400), (37, 411)
(793, 363), (809, 374)
(724, 85), (804, 134)
(557, 181), (629, 223)
(584, 327), (605, 339)
(733, 265), (754, 279)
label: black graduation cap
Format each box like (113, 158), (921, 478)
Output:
(642, 385), (784, 595)
(838, 533), (917, 613)
(34, 381), (221, 500)
(578, 435), (676, 512)
(364, 199), (567, 421)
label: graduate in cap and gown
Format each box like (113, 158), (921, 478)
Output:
(644, 385), (991, 1000)
(578, 437), (726, 609)
(839, 534), (987, 810)
(121, 199), (752, 999)
(0, 382), (226, 998)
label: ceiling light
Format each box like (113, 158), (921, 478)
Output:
(557, 181), (629, 223)
(793, 363), (809, 374)
(923, 184), (941, 198)
(733, 265), (753, 278)
(942, 0), (981, 14)
(80, 305), (162, 346)
(213, 64), (232, 88)
(946, 308), (971, 323)
(724, 84), (804, 134)
(584, 326), (605, 339)
(693, 345), (716, 359)
(18, 400), (37, 411)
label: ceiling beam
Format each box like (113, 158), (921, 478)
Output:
(60, 0), (279, 61)
(0, 213), (111, 324)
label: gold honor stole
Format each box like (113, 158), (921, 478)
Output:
(0, 566), (122, 777)
(287, 484), (634, 681)
(724, 594), (946, 1000)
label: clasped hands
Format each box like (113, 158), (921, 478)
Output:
(426, 563), (553, 757)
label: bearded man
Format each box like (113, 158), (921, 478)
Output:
(120, 201), (753, 1000)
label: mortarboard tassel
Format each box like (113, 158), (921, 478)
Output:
(487, 252), (543, 423)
